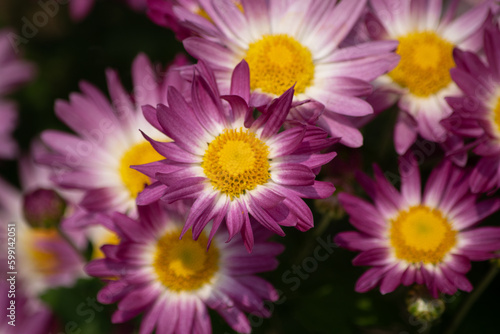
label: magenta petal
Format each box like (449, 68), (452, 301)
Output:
(271, 163), (315, 186)
(230, 60), (250, 103)
(379, 265), (405, 294)
(254, 86), (294, 139)
(355, 266), (391, 293)
(284, 180), (335, 199)
(177, 298), (196, 334)
(160, 177), (206, 203)
(136, 181), (168, 206)
(394, 111), (418, 155)
(353, 248), (391, 266)
(139, 299), (164, 334)
(118, 285), (159, 312)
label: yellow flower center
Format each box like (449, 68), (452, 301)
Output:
(119, 141), (164, 199)
(245, 34), (315, 96)
(28, 229), (62, 275)
(390, 206), (457, 264)
(202, 128), (270, 200)
(152, 229), (219, 292)
(92, 231), (121, 259)
(492, 96), (500, 137)
(389, 31), (455, 97)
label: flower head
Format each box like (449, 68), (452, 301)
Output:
(443, 23), (500, 193)
(85, 203), (283, 334)
(366, 0), (494, 154)
(335, 154), (500, 296)
(0, 143), (85, 299)
(39, 53), (189, 218)
(136, 60), (336, 250)
(175, 0), (399, 147)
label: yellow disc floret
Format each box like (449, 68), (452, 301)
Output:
(389, 31), (455, 97)
(202, 128), (270, 200)
(245, 34), (315, 96)
(119, 141), (164, 199)
(152, 229), (219, 292)
(390, 206), (457, 264)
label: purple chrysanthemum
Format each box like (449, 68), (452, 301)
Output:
(335, 155), (500, 296)
(136, 60), (336, 250)
(38, 54), (189, 218)
(0, 143), (85, 299)
(366, 0), (494, 154)
(443, 24), (500, 193)
(85, 203), (283, 334)
(174, 0), (398, 147)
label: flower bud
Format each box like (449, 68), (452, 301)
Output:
(23, 188), (66, 229)
(406, 285), (445, 323)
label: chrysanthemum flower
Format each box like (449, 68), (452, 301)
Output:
(0, 144), (85, 299)
(85, 203), (283, 334)
(366, 0), (493, 154)
(39, 54), (189, 217)
(442, 24), (500, 193)
(136, 60), (336, 250)
(335, 155), (500, 296)
(176, 0), (398, 147)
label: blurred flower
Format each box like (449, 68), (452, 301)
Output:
(0, 143), (85, 299)
(366, 0), (493, 154)
(178, 0), (398, 147)
(442, 24), (500, 193)
(38, 54), (189, 219)
(0, 281), (54, 334)
(136, 60), (336, 250)
(0, 29), (36, 159)
(335, 154), (500, 297)
(85, 203), (283, 334)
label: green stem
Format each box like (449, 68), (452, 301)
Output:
(444, 264), (499, 334)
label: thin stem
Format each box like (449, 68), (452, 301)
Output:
(444, 264), (499, 334)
